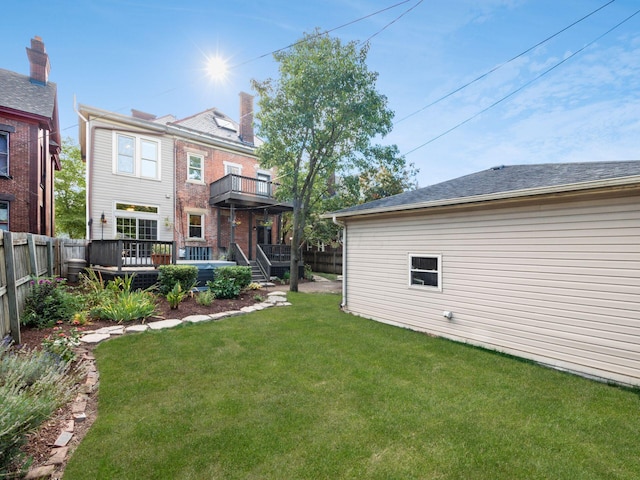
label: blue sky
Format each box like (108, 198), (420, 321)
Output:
(4, 0), (639, 187)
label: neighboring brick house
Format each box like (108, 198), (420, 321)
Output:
(0, 37), (61, 235)
(79, 92), (290, 264)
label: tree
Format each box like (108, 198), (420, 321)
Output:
(54, 138), (86, 238)
(252, 30), (395, 291)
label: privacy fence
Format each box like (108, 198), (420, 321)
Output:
(0, 232), (88, 344)
(303, 246), (343, 275)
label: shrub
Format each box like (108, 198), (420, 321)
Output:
(90, 275), (157, 323)
(195, 289), (215, 306)
(206, 278), (241, 299)
(0, 342), (79, 476)
(157, 265), (198, 295)
(21, 277), (81, 329)
(166, 283), (187, 309)
(214, 266), (251, 289)
(247, 282), (262, 290)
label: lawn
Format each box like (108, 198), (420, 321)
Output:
(64, 293), (640, 479)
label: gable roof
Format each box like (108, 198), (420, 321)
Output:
(0, 68), (57, 119)
(331, 161), (640, 218)
(170, 108), (263, 147)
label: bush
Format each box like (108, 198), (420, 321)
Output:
(21, 277), (81, 329)
(90, 275), (157, 323)
(214, 266), (251, 289)
(41, 328), (82, 363)
(157, 265), (198, 295)
(206, 278), (241, 299)
(0, 342), (79, 476)
(166, 283), (187, 309)
(195, 289), (215, 306)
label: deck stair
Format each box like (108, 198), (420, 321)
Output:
(249, 261), (268, 284)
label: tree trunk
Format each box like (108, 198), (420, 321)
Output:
(288, 206), (304, 292)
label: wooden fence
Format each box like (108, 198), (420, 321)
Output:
(303, 247), (343, 275)
(0, 233), (88, 344)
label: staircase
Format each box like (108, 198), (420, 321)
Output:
(249, 261), (268, 284)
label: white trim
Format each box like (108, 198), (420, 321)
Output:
(112, 131), (161, 180)
(223, 161), (242, 176)
(187, 152), (205, 184)
(408, 253), (442, 292)
(187, 212), (205, 240)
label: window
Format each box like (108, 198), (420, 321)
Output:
(0, 132), (8, 177)
(224, 162), (242, 191)
(0, 202), (8, 231)
(187, 154), (203, 182)
(114, 133), (160, 179)
(409, 254), (441, 290)
(188, 213), (204, 239)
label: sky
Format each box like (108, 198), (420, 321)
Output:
(3, 0), (639, 187)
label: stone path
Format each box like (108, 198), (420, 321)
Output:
(25, 291), (291, 480)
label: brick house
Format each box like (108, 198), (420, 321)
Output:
(79, 93), (292, 279)
(0, 37), (61, 235)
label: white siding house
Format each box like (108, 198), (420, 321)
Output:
(78, 105), (175, 242)
(330, 162), (640, 387)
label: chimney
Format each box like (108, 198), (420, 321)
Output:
(26, 36), (51, 85)
(239, 91), (254, 145)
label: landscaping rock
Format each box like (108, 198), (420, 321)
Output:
(25, 465), (55, 479)
(80, 333), (111, 344)
(147, 319), (183, 330)
(182, 314), (212, 323)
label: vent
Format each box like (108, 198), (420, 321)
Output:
(491, 165), (505, 171)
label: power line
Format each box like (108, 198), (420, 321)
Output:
(361, 0), (424, 45)
(403, 7), (640, 156)
(395, 0), (617, 125)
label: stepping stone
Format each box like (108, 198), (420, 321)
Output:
(240, 306), (257, 313)
(125, 324), (148, 333)
(80, 333), (111, 344)
(267, 291), (288, 297)
(268, 296), (287, 304)
(54, 431), (73, 447)
(46, 447), (68, 465)
(182, 314), (212, 323)
(25, 465), (55, 479)
(93, 326), (125, 335)
(147, 319), (182, 330)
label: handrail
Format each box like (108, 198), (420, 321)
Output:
(210, 173), (278, 199)
(255, 245), (271, 280)
(89, 240), (176, 270)
(230, 243), (249, 266)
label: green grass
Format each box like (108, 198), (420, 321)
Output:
(313, 271), (338, 281)
(64, 294), (640, 479)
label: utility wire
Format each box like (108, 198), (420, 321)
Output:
(361, 0), (424, 45)
(395, 0), (616, 124)
(404, 7), (640, 156)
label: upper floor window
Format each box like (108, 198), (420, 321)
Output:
(114, 133), (160, 179)
(188, 154), (204, 183)
(0, 201), (8, 231)
(0, 132), (8, 177)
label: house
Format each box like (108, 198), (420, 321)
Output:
(0, 37), (61, 235)
(78, 93), (292, 281)
(328, 161), (640, 386)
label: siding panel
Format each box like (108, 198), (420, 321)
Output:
(344, 194), (640, 386)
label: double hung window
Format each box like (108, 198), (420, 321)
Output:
(115, 133), (160, 179)
(409, 254), (441, 290)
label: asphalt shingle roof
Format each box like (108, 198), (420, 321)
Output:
(334, 161), (640, 215)
(0, 68), (57, 118)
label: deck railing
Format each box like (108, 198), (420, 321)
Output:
(89, 240), (176, 271)
(210, 173), (277, 199)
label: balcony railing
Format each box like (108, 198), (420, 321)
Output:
(210, 173), (276, 200)
(89, 240), (176, 271)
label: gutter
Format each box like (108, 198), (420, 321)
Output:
(325, 175), (640, 220)
(332, 215), (346, 310)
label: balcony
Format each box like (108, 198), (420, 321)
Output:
(209, 174), (292, 212)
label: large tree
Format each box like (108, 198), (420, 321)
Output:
(252, 30), (396, 291)
(54, 138), (86, 238)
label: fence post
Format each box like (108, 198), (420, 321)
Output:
(47, 237), (55, 277)
(3, 231), (20, 345)
(27, 233), (37, 277)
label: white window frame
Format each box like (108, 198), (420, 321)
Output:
(408, 254), (442, 291)
(224, 161), (242, 176)
(113, 132), (161, 180)
(113, 202), (160, 239)
(187, 152), (204, 184)
(187, 212), (205, 240)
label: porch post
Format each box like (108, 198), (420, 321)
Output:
(230, 204), (235, 246)
(248, 211), (253, 260)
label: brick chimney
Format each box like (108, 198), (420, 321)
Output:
(239, 91), (254, 145)
(26, 36), (51, 85)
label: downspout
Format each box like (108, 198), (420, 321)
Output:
(332, 215), (346, 309)
(73, 96), (91, 240)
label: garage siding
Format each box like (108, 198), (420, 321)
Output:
(343, 195), (640, 386)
